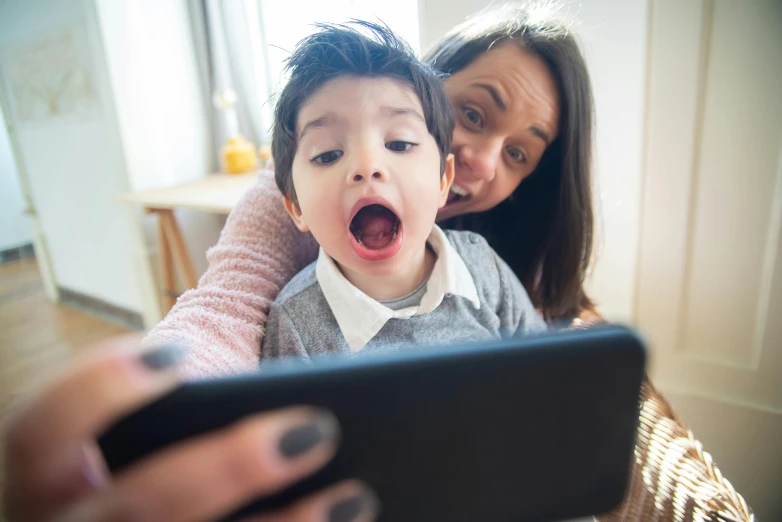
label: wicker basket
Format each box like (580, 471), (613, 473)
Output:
(598, 380), (754, 522)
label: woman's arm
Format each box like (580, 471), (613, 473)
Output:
(143, 170), (318, 379)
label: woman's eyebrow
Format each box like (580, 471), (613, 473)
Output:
(529, 126), (551, 145)
(470, 83), (550, 144)
(472, 83), (507, 111)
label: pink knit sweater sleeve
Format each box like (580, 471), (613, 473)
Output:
(142, 169), (319, 379)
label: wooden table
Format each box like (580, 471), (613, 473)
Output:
(119, 172), (257, 313)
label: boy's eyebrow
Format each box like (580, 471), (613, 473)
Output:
(299, 113), (338, 140)
(380, 106), (426, 123)
(299, 106), (425, 140)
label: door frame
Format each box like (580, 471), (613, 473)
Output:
(0, 64), (60, 302)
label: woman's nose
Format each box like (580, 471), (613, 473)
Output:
(456, 138), (502, 183)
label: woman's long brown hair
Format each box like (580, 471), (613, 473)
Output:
(426, 3), (595, 323)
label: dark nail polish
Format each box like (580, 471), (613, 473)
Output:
(140, 344), (187, 370)
(328, 488), (379, 522)
(279, 413), (338, 459)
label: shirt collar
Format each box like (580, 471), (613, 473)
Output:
(316, 225), (480, 352)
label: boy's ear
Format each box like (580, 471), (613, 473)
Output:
(438, 153), (456, 208)
(282, 196), (310, 232)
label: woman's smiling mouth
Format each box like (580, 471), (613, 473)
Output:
(445, 183), (472, 207)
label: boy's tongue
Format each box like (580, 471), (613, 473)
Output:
(353, 206), (397, 250)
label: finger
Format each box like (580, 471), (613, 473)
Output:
(8, 338), (186, 455)
(61, 408), (341, 522)
(4, 338), (187, 521)
(254, 480), (379, 522)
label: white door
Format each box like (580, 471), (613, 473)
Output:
(636, 0), (782, 518)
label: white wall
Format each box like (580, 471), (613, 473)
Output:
(575, 0), (648, 321)
(418, 0), (485, 52)
(94, 0), (222, 279)
(0, 0), (142, 311)
(418, 0), (649, 321)
(0, 102), (31, 251)
(94, 0), (212, 193)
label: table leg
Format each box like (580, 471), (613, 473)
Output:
(158, 210), (199, 290)
(157, 215), (176, 311)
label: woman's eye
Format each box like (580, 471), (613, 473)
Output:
(312, 150), (343, 165)
(386, 141), (415, 152)
(506, 146), (526, 164)
(464, 107), (483, 128)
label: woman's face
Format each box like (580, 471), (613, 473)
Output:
(437, 42), (561, 220)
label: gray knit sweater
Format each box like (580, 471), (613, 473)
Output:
(262, 230), (546, 360)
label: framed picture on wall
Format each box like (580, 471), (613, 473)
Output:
(0, 26), (101, 127)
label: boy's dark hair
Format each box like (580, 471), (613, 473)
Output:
(272, 20), (454, 203)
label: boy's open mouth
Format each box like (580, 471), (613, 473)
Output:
(350, 204), (399, 249)
(348, 201), (404, 261)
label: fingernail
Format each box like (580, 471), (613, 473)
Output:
(328, 486), (380, 522)
(278, 411), (339, 459)
(79, 442), (109, 490)
(140, 344), (187, 370)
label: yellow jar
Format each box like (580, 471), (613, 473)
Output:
(221, 135), (257, 174)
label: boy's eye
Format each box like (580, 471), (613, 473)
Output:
(312, 150), (344, 165)
(386, 141), (415, 152)
(464, 107), (483, 128)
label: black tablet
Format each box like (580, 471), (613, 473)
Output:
(99, 324), (645, 522)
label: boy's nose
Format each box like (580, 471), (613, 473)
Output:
(349, 170), (386, 184)
(348, 151), (388, 184)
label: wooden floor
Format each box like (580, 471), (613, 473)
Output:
(0, 258), (131, 504)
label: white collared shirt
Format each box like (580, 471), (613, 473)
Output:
(316, 225), (481, 352)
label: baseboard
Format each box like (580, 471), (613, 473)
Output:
(58, 287), (145, 331)
(0, 243), (35, 264)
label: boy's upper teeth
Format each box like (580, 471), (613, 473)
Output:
(450, 185), (468, 196)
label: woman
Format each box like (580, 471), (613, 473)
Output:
(5, 5), (751, 522)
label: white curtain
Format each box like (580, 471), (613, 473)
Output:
(188, 0), (274, 148)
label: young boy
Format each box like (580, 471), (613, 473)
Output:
(262, 21), (546, 359)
